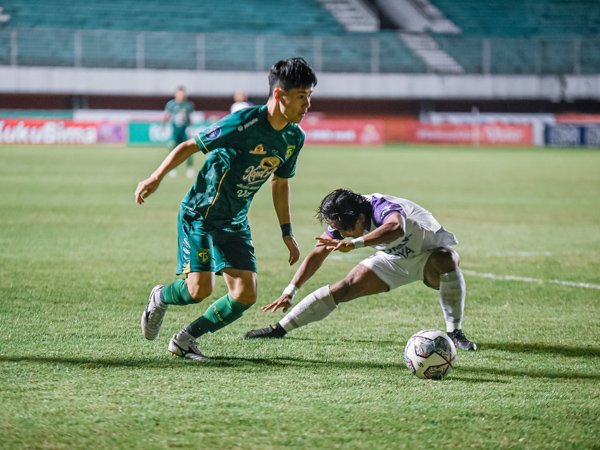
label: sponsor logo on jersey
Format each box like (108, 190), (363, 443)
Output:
(236, 156), (282, 198)
(242, 117), (259, 130)
(249, 144), (267, 155)
(259, 156), (280, 170)
(385, 233), (414, 258)
(285, 145), (296, 160)
(204, 126), (221, 140)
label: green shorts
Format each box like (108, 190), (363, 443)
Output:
(176, 207), (257, 275)
(171, 126), (188, 147)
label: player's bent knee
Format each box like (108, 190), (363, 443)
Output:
(430, 248), (459, 274)
(233, 295), (257, 306)
(227, 285), (257, 305)
(187, 284), (213, 302)
(330, 277), (357, 303)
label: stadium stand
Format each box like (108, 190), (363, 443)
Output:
(0, 0), (598, 75)
(2, 0), (345, 33)
(429, 0), (600, 74)
(429, 0), (600, 37)
(0, 0), (426, 73)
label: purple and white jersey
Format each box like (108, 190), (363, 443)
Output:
(326, 193), (457, 259)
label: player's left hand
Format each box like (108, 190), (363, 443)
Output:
(315, 236), (354, 253)
(283, 235), (300, 265)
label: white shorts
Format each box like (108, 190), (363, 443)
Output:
(359, 247), (454, 290)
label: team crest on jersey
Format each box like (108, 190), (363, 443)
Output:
(204, 126), (221, 140)
(285, 145), (296, 160)
(249, 144), (267, 155)
(197, 249), (210, 263)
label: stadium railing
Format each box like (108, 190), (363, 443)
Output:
(0, 28), (598, 75)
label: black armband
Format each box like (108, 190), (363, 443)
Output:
(280, 223), (294, 237)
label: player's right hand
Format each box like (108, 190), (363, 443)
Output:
(261, 295), (293, 313)
(135, 177), (161, 204)
(315, 236), (354, 253)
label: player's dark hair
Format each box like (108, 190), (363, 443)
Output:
(316, 188), (372, 231)
(268, 57), (318, 95)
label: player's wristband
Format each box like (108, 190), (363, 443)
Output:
(351, 237), (365, 248)
(282, 284), (298, 303)
(280, 223), (294, 238)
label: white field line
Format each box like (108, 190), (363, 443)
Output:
(486, 251), (554, 257)
(463, 270), (600, 290)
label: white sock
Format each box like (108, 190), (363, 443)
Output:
(439, 268), (466, 332)
(279, 285), (337, 332)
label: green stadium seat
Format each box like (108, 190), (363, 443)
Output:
(429, 0), (600, 73)
(1, 0), (597, 73)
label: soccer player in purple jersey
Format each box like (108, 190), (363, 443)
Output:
(244, 188), (477, 351)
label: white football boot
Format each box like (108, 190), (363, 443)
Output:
(140, 284), (167, 340)
(168, 330), (209, 361)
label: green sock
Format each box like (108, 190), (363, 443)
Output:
(185, 294), (251, 338)
(161, 279), (196, 306)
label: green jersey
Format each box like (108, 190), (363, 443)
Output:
(185, 105), (305, 229)
(165, 99), (194, 128)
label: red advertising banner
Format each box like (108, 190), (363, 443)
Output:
(301, 119), (384, 145)
(391, 120), (533, 146)
(0, 119), (126, 145)
(0, 116), (534, 147)
(555, 114), (600, 123)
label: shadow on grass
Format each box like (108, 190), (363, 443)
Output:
(0, 354), (177, 369)
(3, 339), (599, 381)
(0, 354), (402, 371)
(464, 365), (598, 381)
(448, 375), (509, 384)
(285, 336), (399, 346)
(480, 341), (600, 358)
(288, 338), (600, 359)
(208, 355), (403, 370)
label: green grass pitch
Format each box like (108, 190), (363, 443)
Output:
(0, 144), (599, 449)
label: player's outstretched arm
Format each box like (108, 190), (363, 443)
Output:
(359, 212), (405, 245)
(134, 138), (199, 204)
(261, 233), (333, 312)
(315, 212), (405, 252)
(271, 175), (300, 265)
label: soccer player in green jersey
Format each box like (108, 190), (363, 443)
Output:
(135, 57), (318, 361)
(163, 86), (195, 178)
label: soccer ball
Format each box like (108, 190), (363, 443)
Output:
(404, 329), (457, 380)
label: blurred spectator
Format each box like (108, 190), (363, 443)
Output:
(164, 86), (195, 178)
(230, 90), (253, 114)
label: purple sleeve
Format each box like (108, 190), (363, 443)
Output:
(371, 196), (405, 227)
(325, 225), (343, 240)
